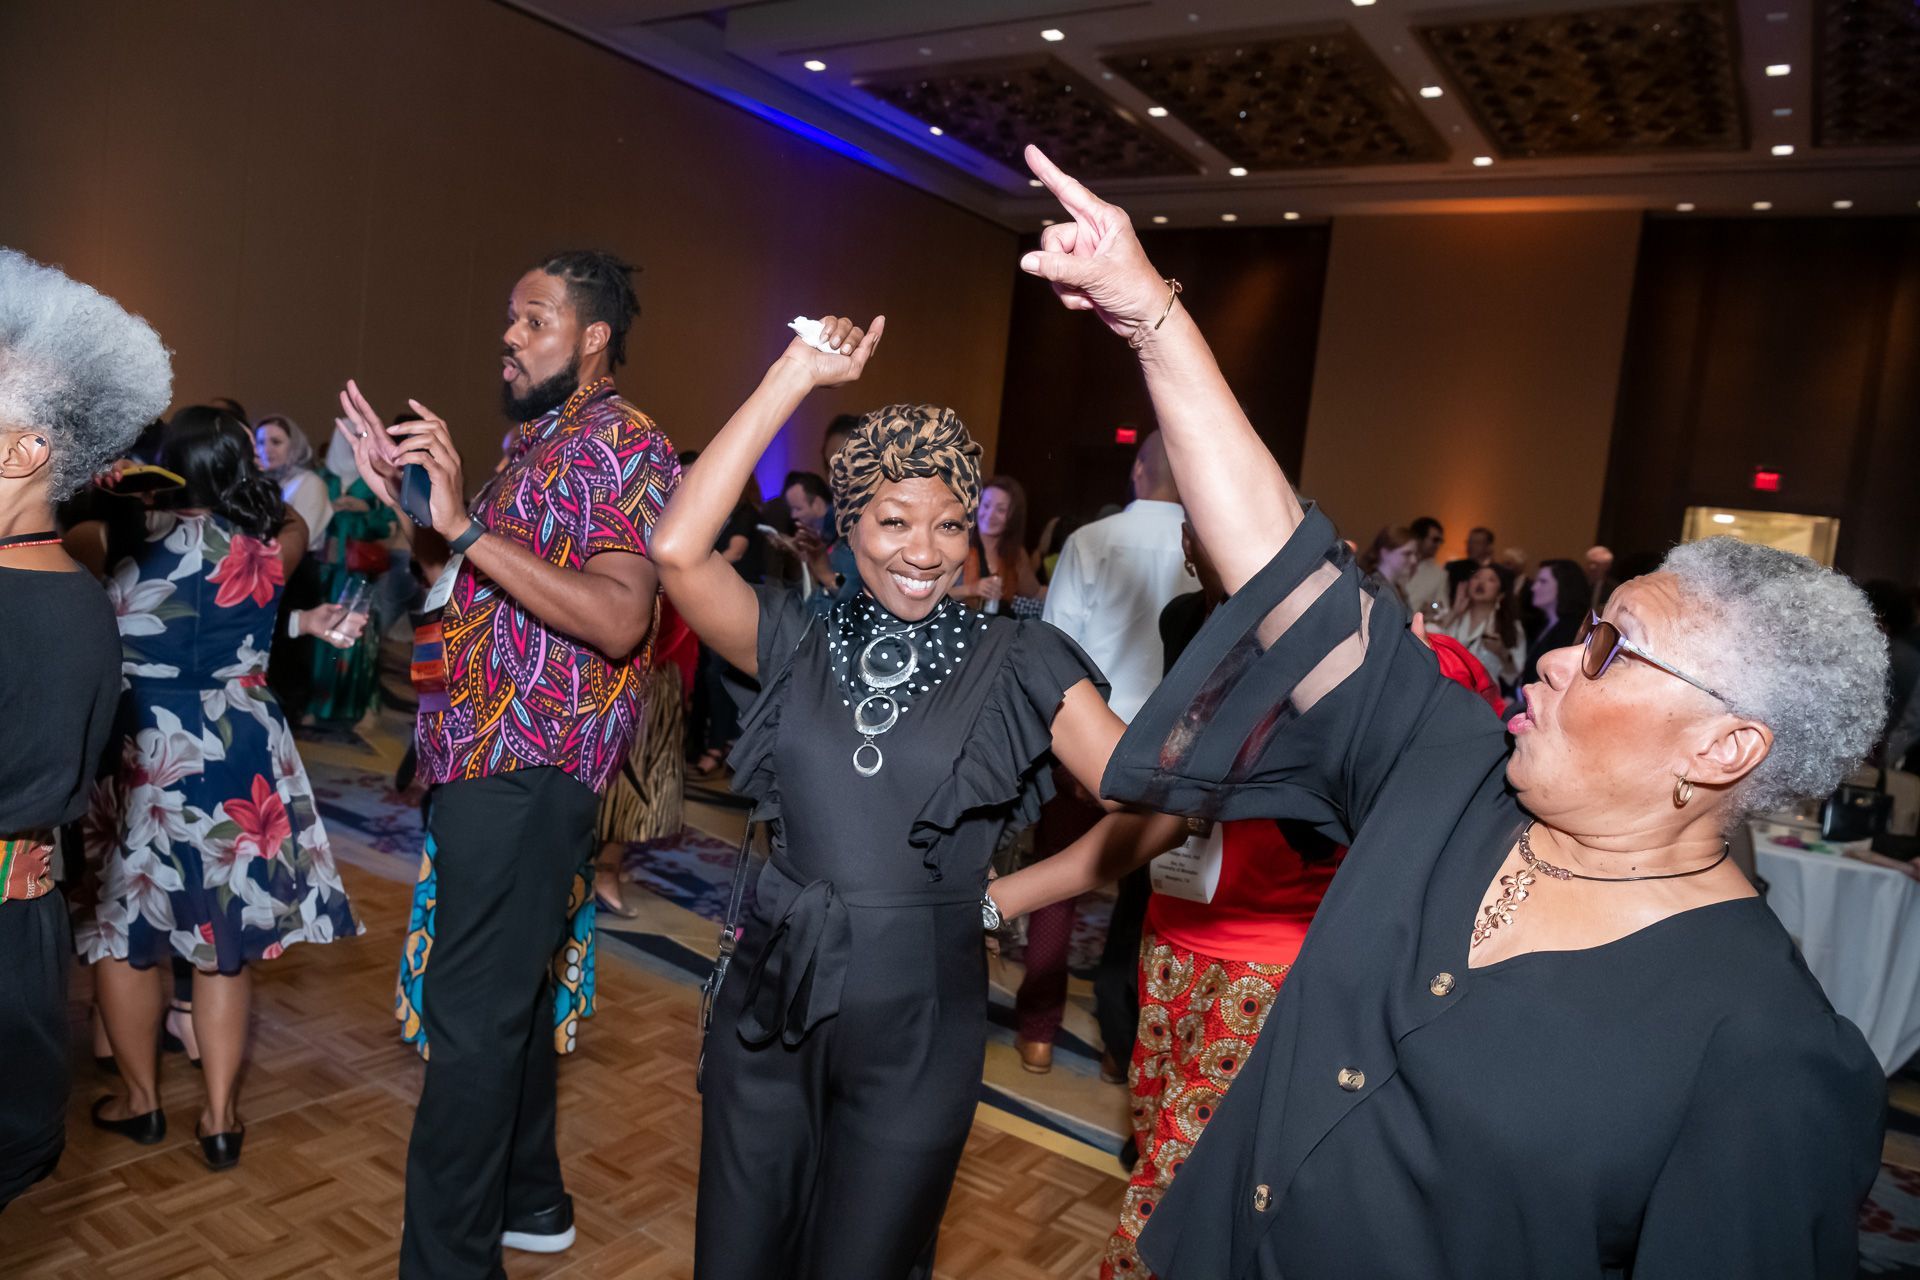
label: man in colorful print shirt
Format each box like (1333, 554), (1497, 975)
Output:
(340, 250), (679, 1279)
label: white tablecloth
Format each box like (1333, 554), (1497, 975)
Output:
(1753, 827), (1920, 1074)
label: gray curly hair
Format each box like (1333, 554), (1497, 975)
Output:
(1660, 537), (1889, 818)
(0, 249), (173, 499)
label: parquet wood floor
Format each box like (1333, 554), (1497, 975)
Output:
(0, 860), (1124, 1278)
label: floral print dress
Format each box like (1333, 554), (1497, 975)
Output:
(72, 511), (361, 972)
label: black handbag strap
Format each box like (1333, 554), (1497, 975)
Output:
(697, 821), (757, 1094)
(718, 821), (755, 952)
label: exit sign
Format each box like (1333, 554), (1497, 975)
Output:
(1114, 427), (1138, 445)
(1752, 468), (1781, 493)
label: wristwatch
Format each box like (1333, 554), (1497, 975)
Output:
(980, 889), (1004, 932)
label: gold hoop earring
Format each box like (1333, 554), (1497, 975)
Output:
(1673, 776), (1694, 808)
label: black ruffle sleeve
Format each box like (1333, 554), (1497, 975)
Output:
(906, 620), (1108, 879)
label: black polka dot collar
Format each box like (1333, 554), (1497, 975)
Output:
(827, 592), (974, 714)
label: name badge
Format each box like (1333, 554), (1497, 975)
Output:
(1151, 818), (1224, 904)
(422, 553), (463, 613)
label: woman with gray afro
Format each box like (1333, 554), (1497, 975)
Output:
(0, 248), (171, 1208)
(1019, 144), (1888, 1278)
(652, 316), (1187, 1278)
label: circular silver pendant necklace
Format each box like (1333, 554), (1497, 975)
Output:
(851, 619), (930, 776)
(833, 595), (972, 779)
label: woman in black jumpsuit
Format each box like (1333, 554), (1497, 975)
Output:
(650, 313), (1183, 1279)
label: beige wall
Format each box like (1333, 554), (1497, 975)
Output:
(1299, 212), (1643, 566)
(0, 0), (1016, 493)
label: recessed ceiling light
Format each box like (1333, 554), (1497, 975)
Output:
(1773, 107), (1794, 117)
(1771, 143), (1795, 156)
(1765, 63), (1791, 76)
(803, 59), (826, 72)
(1833, 199), (1854, 209)
(1753, 200), (1773, 211)
(1351, 0), (1377, 7)
(1712, 513), (1737, 524)
(1221, 213), (1238, 222)
(1419, 85), (1444, 99)
(1228, 166), (1248, 177)
(929, 126), (943, 136)
(1283, 211), (1300, 221)
(1040, 28), (1065, 42)
(1147, 106), (1169, 118)
(1676, 202), (1696, 211)
(1028, 178), (1043, 188)
(1472, 155), (1494, 167)
(1152, 215), (1169, 224)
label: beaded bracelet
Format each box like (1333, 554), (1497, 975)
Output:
(1128, 277), (1184, 350)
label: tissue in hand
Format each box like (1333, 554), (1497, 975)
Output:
(788, 316), (846, 355)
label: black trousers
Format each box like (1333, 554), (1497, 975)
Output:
(695, 885), (986, 1280)
(0, 894), (71, 1211)
(1093, 867), (1151, 1069)
(400, 767), (598, 1279)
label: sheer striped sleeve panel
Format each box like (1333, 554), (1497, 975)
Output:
(1102, 504), (1481, 841)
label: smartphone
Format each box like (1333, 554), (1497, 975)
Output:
(399, 463), (435, 529)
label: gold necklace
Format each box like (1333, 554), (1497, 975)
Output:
(1470, 822), (1732, 948)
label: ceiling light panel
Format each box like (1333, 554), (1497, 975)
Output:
(1104, 32), (1447, 171)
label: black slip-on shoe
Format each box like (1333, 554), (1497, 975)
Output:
(196, 1123), (244, 1171)
(90, 1096), (165, 1145)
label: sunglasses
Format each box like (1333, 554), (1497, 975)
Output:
(1575, 611), (1726, 703)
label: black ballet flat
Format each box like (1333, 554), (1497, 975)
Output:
(196, 1123), (244, 1172)
(90, 1096), (166, 1145)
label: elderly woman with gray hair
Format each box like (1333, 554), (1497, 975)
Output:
(0, 249), (172, 1207)
(1018, 147), (1888, 1279)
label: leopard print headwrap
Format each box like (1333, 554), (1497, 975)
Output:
(828, 403), (983, 540)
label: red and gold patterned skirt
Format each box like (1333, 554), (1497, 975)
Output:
(1102, 930), (1291, 1280)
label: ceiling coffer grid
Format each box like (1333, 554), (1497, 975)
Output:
(1102, 29), (1449, 170)
(1816, 0), (1920, 147)
(855, 58), (1200, 180)
(1417, 2), (1745, 158)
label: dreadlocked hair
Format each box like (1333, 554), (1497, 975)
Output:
(829, 404), (983, 540)
(536, 249), (641, 368)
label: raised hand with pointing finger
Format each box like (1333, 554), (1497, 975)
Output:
(1017, 144), (1180, 342)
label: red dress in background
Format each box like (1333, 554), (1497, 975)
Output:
(1104, 820), (1344, 1279)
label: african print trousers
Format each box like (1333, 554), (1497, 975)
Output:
(1102, 931), (1291, 1280)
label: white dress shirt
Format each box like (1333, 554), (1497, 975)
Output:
(1042, 499), (1198, 723)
